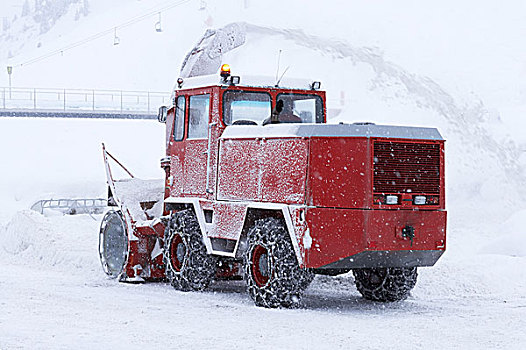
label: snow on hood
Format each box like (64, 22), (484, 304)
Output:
(221, 123), (443, 140)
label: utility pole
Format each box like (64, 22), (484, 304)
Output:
(7, 66), (12, 99)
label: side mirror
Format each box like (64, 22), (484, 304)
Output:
(158, 106), (168, 123)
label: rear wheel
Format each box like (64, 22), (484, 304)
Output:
(244, 217), (314, 308)
(99, 210), (128, 279)
(164, 209), (216, 291)
(353, 267), (418, 302)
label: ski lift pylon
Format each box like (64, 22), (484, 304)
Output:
(155, 12), (162, 32)
(113, 27), (120, 46)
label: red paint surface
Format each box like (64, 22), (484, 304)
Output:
(308, 137), (370, 208)
(217, 138), (309, 204)
(209, 201), (246, 240)
(183, 139), (208, 195)
(305, 207), (446, 268)
(124, 223), (166, 280)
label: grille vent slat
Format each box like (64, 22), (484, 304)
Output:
(373, 141), (440, 194)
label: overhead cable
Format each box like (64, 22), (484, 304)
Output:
(17, 0), (194, 67)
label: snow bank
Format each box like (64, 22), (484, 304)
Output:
(0, 210), (44, 256)
(0, 210), (101, 273)
(0, 117), (164, 222)
(481, 210), (526, 257)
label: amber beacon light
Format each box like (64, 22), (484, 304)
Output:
(220, 64), (231, 78)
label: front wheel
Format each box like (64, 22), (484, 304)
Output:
(244, 217), (314, 308)
(163, 209), (217, 291)
(352, 267), (418, 302)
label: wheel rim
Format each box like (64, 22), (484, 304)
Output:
(100, 211), (128, 277)
(366, 269), (385, 286)
(357, 268), (387, 289)
(251, 245), (270, 287)
(170, 234), (185, 272)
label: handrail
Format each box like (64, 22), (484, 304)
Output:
(0, 86), (170, 114)
(31, 198), (108, 215)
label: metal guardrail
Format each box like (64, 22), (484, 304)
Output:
(1, 87), (170, 115)
(31, 198), (108, 215)
(0, 86), (347, 119)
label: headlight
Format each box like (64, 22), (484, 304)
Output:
(414, 196), (426, 205)
(386, 195), (398, 205)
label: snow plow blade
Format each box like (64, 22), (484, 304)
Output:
(98, 143), (166, 282)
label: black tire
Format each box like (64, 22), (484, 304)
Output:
(99, 210), (129, 279)
(352, 267), (418, 302)
(244, 217), (314, 308)
(163, 209), (216, 291)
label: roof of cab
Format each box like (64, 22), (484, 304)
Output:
(174, 74), (321, 91)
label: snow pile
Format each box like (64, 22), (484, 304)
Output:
(481, 210), (526, 257)
(0, 210), (100, 273)
(0, 117), (164, 223)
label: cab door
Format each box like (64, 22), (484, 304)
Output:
(183, 91), (212, 196)
(168, 95), (187, 197)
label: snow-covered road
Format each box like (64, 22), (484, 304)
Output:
(1, 213), (524, 349)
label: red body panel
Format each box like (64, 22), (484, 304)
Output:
(125, 221), (166, 280)
(183, 139), (208, 195)
(304, 208), (446, 269)
(217, 138), (309, 204)
(308, 137), (370, 208)
(217, 139), (260, 201)
(209, 201), (246, 240)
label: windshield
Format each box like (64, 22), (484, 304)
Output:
(276, 93), (324, 123)
(223, 90), (271, 125)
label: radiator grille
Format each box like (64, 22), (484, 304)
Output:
(373, 141), (441, 194)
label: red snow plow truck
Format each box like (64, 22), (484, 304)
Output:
(99, 65), (446, 308)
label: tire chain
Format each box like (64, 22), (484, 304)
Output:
(244, 217), (314, 308)
(163, 209), (217, 292)
(352, 267), (418, 302)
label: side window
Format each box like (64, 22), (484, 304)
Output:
(174, 96), (185, 141)
(188, 94), (210, 139)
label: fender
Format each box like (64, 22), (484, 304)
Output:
(164, 197), (213, 254)
(241, 202), (304, 266)
(164, 197), (304, 265)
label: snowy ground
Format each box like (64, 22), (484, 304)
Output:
(1, 213), (525, 349)
(1, 0), (526, 349)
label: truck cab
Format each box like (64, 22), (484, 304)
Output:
(161, 66), (326, 201)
